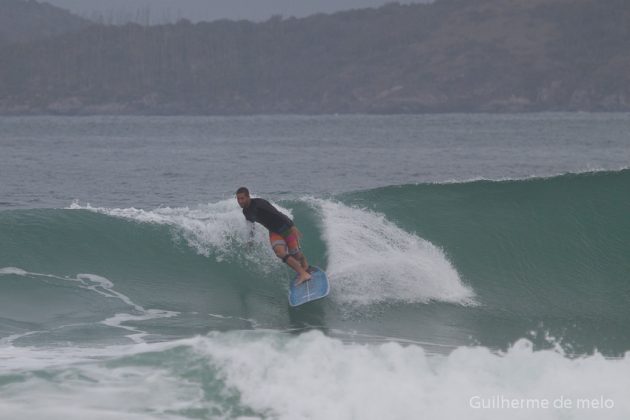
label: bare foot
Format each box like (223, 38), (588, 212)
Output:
(295, 272), (312, 285)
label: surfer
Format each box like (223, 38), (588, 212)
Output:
(236, 187), (312, 284)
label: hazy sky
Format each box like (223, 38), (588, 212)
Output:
(43, 0), (430, 23)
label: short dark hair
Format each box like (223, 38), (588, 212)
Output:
(236, 187), (250, 196)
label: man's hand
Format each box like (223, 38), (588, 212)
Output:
(246, 222), (255, 249)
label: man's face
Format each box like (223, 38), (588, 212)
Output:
(236, 193), (250, 209)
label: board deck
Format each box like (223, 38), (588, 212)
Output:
(288, 266), (330, 307)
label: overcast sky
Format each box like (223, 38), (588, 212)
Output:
(43, 0), (431, 24)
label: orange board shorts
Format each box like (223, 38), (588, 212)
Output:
(269, 227), (300, 254)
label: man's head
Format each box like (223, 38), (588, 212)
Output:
(236, 187), (251, 208)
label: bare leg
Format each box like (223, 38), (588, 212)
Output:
(293, 251), (309, 271)
(288, 227), (309, 271)
(274, 245), (311, 284)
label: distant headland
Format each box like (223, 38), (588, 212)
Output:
(1, 0), (628, 115)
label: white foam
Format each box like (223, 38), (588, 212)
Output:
(0, 267), (28, 276)
(0, 267), (178, 344)
(197, 331), (630, 420)
(101, 310), (179, 344)
(0, 337), (225, 418)
(0, 332), (629, 420)
(69, 199), (291, 266)
(208, 313), (260, 329)
(0, 350), (207, 419)
(312, 199), (475, 305)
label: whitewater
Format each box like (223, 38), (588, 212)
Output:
(1, 113), (629, 419)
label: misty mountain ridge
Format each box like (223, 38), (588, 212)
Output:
(1, 0), (629, 114)
(0, 0), (90, 43)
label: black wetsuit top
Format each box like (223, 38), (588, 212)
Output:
(243, 198), (294, 234)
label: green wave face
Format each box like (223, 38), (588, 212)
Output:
(1, 170), (629, 354)
(344, 170), (630, 318)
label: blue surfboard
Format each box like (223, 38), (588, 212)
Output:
(288, 266), (330, 307)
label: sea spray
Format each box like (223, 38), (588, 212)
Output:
(312, 198), (476, 305)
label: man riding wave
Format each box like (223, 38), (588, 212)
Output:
(236, 187), (312, 284)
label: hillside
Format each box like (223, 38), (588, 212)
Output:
(0, 0), (629, 114)
(0, 0), (91, 44)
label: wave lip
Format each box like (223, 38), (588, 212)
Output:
(69, 200), (249, 258)
(314, 199), (475, 306)
(68, 199), (292, 265)
(69, 198), (476, 306)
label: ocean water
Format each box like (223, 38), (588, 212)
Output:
(1, 113), (629, 419)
